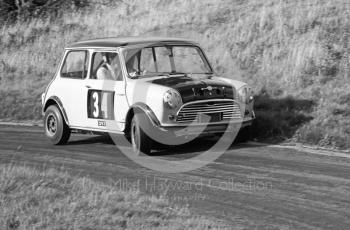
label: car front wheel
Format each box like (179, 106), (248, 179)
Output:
(44, 105), (71, 145)
(235, 126), (252, 143)
(130, 114), (152, 155)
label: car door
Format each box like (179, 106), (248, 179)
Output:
(54, 49), (90, 128)
(84, 50), (129, 133)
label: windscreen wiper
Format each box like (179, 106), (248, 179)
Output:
(154, 72), (170, 77)
(169, 72), (187, 76)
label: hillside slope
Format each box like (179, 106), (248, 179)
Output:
(0, 0), (349, 148)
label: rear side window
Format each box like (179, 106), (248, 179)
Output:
(61, 51), (88, 79)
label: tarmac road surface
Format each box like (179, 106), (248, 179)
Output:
(1, 124), (350, 229)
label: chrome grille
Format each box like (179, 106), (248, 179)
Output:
(176, 100), (241, 123)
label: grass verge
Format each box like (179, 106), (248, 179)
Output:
(0, 164), (226, 230)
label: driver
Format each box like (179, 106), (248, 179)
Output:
(97, 53), (118, 80)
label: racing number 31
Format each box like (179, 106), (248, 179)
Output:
(88, 90), (115, 120)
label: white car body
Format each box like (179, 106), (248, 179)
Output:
(42, 37), (255, 151)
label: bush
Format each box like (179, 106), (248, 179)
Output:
(0, 0), (90, 22)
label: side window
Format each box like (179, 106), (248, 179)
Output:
(61, 51), (88, 79)
(91, 52), (123, 81)
(91, 52), (104, 79)
(140, 48), (156, 73)
(154, 47), (171, 72)
(125, 50), (140, 74)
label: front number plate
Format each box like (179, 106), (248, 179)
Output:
(199, 113), (222, 123)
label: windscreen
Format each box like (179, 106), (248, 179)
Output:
(123, 45), (212, 78)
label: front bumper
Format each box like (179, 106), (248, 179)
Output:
(134, 102), (255, 143)
(141, 116), (254, 146)
(159, 117), (254, 137)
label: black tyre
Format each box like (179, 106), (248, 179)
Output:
(235, 126), (252, 143)
(44, 105), (71, 145)
(130, 114), (152, 155)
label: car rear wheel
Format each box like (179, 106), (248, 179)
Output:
(44, 105), (71, 145)
(130, 114), (152, 155)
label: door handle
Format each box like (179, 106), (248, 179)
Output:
(85, 85), (91, 89)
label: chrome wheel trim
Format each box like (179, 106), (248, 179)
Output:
(46, 114), (57, 136)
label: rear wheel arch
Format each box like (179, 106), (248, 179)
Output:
(44, 105), (71, 145)
(43, 97), (69, 126)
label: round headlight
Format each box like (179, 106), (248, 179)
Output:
(163, 89), (182, 109)
(238, 86), (254, 104)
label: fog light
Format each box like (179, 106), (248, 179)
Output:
(169, 115), (176, 121)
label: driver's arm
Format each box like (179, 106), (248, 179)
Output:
(97, 67), (113, 80)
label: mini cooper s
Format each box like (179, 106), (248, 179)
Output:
(42, 37), (255, 154)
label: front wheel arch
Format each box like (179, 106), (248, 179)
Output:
(124, 103), (160, 136)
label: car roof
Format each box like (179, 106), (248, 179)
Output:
(67, 36), (198, 49)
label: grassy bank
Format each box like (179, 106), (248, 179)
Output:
(0, 0), (349, 148)
(0, 164), (225, 229)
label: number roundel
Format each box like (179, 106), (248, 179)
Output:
(88, 90), (114, 120)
